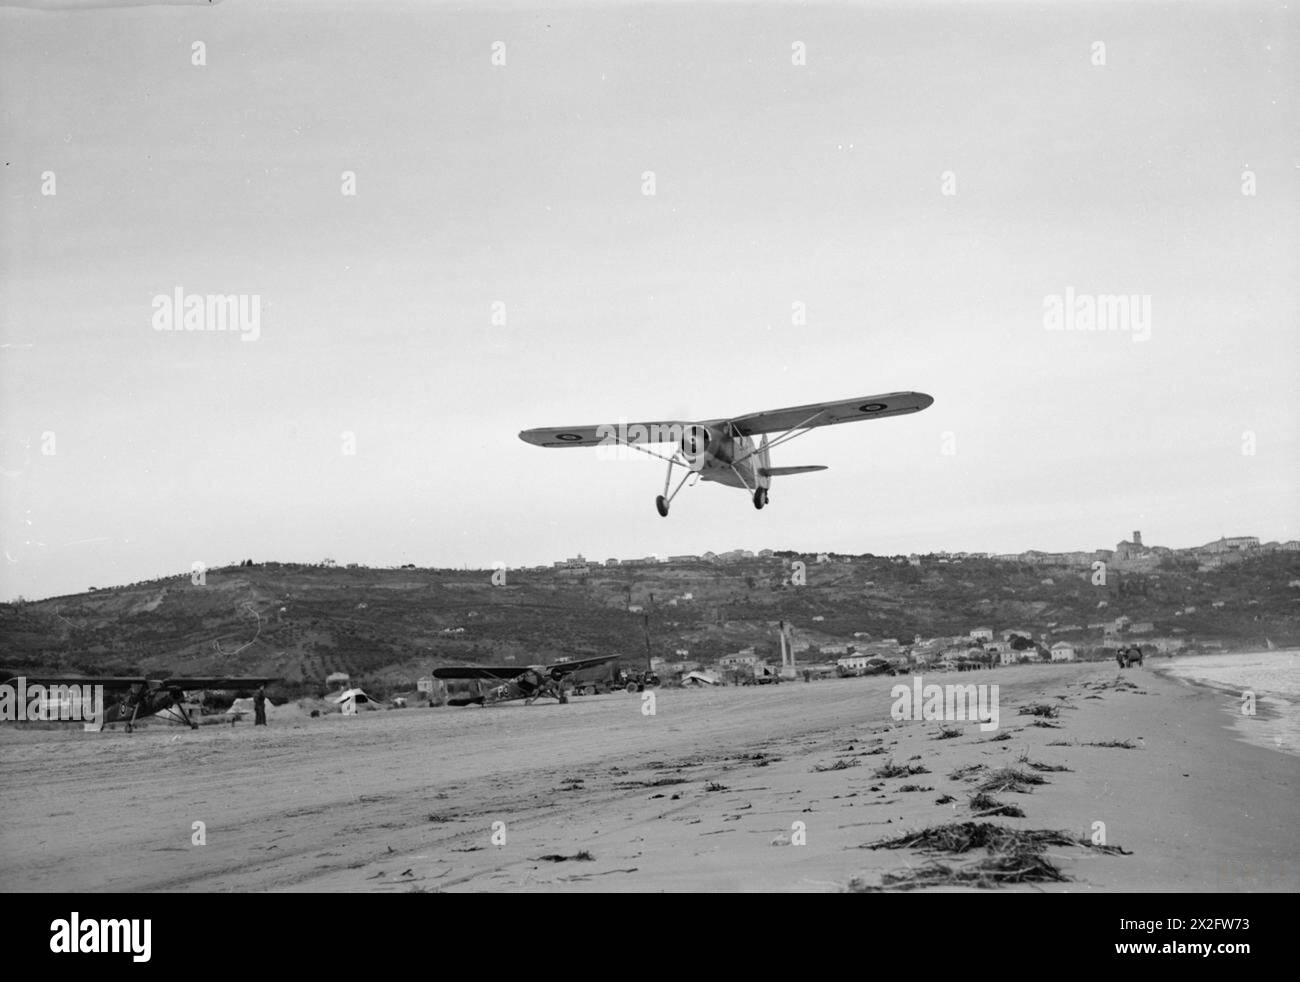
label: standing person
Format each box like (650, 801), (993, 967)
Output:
(254, 684), (267, 726)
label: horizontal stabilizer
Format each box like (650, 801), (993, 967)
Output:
(760, 465), (828, 477)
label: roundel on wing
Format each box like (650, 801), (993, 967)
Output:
(555, 433), (584, 442)
(858, 402), (887, 413)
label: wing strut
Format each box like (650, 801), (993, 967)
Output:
(731, 410), (826, 466)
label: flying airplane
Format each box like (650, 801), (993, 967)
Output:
(520, 391), (933, 515)
(432, 655), (621, 706)
(3, 675), (276, 732)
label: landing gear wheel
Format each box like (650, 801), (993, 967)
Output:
(752, 488), (768, 510)
(655, 495), (669, 517)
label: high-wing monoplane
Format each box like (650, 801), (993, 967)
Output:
(432, 655), (619, 706)
(520, 391), (933, 515)
(3, 675), (276, 732)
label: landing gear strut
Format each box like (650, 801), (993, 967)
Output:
(655, 454), (695, 517)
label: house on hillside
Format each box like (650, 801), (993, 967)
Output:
(969, 626), (994, 641)
(1051, 642), (1076, 662)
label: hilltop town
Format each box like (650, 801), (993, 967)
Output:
(544, 529), (1296, 575)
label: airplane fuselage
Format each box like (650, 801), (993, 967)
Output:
(680, 425), (768, 491)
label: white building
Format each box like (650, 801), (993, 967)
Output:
(1050, 642), (1076, 662)
(969, 627), (994, 641)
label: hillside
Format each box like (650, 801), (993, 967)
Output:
(2, 553), (1298, 694)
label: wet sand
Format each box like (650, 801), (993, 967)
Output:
(1, 663), (1295, 892)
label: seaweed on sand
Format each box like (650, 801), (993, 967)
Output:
(812, 758), (860, 772)
(968, 792), (1025, 818)
(852, 821), (1130, 891)
(1018, 703), (1061, 718)
(974, 767), (1047, 794)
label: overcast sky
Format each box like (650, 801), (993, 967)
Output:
(1, 1), (1297, 600)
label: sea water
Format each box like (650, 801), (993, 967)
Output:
(1161, 649), (1300, 758)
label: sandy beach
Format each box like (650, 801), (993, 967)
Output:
(1, 662), (1295, 892)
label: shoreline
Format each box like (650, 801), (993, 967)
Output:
(1151, 650), (1299, 758)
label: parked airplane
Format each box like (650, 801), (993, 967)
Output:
(520, 391), (933, 515)
(432, 655), (620, 706)
(3, 675), (275, 732)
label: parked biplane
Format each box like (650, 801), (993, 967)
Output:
(3, 675), (276, 732)
(520, 391), (933, 515)
(432, 655), (620, 706)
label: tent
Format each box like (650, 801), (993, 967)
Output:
(681, 671), (720, 686)
(331, 688), (373, 716)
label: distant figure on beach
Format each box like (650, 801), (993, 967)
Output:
(1116, 646), (1142, 669)
(254, 685), (267, 726)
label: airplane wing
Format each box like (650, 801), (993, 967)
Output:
(518, 422), (689, 448)
(159, 677), (277, 690)
(721, 391), (933, 436)
(544, 655), (620, 675)
(3, 675), (147, 689)
(431, 666), (528, 681)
